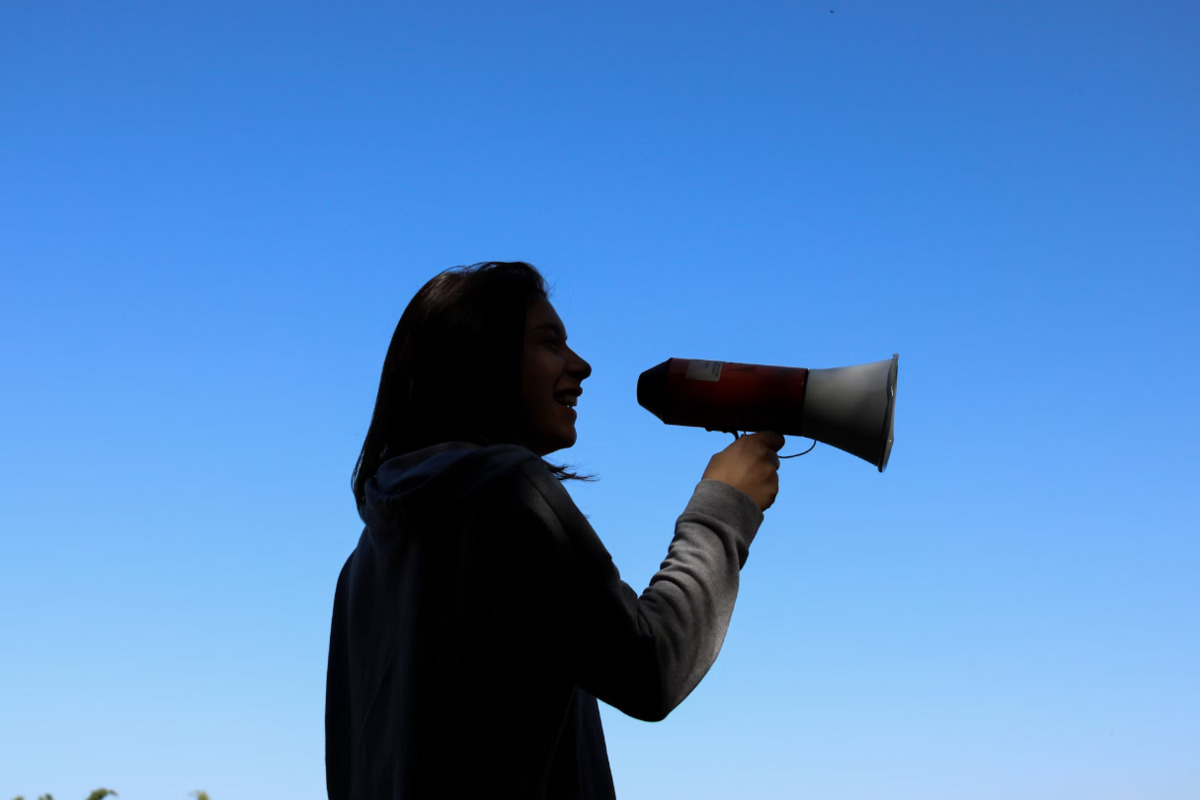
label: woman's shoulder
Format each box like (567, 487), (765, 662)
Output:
(452, 447), (589, 535)
(479, 446), (572, 506)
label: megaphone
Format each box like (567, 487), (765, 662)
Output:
(637, 355), (899, 471)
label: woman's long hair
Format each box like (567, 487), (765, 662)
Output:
(352, 262), (556, 507)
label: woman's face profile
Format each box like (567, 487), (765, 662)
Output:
(518, 298), (592, 456)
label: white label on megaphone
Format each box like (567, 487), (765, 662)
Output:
(685, 360), (724, 382)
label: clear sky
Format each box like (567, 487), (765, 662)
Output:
(2, 1), (1197, 798)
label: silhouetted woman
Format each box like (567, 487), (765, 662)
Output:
(325, 262), (783, 799)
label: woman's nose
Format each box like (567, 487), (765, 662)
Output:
(568, 347), (592, 380)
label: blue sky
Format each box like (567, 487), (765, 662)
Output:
(2, 1), (1197, 798)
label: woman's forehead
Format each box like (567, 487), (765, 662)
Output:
(525, 298), (566, 333)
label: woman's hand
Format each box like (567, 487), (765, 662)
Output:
(701, 431), (785, 511)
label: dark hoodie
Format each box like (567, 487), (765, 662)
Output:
(325, 442), (764, 799)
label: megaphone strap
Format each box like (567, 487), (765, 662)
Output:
(731, 431), (817, 460)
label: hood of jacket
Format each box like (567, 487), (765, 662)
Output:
(359, 441), (542, 537)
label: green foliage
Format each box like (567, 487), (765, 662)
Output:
(10, 791), (121, 800)
(191, 793), (211, 800)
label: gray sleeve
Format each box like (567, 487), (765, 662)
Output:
(496, 467), (765, 722)
(631, 479), (764, 714)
